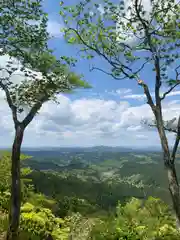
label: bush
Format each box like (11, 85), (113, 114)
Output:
(90, 197), (180, 240)
(20, 202), (69, 240)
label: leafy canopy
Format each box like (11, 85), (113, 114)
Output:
(60, 0), (180, 86)
(0, 0), (90, 121)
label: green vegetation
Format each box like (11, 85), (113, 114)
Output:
(1, 150), (180, 239)
(0, 0), (90, 238)
(90, 197), (180, 240)
(0, 0), (180, 239)
(61, 0), (180, 226)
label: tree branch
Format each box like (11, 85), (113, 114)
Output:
(66, 28), (132, 79)
(89, 66), (127, 80)
(22, 96), (47, 128)
(161, 80), (180, 100)
(138, 80), (156, 113)
(148, 122), (178, 134)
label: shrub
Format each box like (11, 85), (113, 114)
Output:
(90, 197), (180, 240)
(20, 202), (69, 240)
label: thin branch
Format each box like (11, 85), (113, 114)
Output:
(161, 64), (180, 100)
(161, 80), (180, 100)
(66, 28), (132, 79)
(175, 65), (180, 80)
(89, 65), (127, 80)
(148, 123), (178, 134)
(134, 59), (150, 75)
(171, 116), (180, 163)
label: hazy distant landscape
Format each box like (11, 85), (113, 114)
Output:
(18, 147), (180, 208)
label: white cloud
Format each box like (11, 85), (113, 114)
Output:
(116, 88), (132, 95)
(121, 90), (180, 101)
(0, 93), (179, 148)
(127, 125), (143, 131)
(0, 53), (179, 148)
(27, 19), (64, 39)
(136, 134), (148, 140)
(47, 20), (64, 38)
(105, 88), (133, 97)
(166, 91), (180, 97)
(122, 94), (146, 101)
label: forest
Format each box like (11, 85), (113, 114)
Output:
(0, 0), (180, 239)
(0, 149), (180, 239)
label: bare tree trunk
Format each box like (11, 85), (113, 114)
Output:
(6, 124), (24, 240)
(156, 115), (180, 227)
(166, 162), (180, 227)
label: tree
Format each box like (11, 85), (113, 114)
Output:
(0, 1), (89, 239)
(60, 0), (180, 226)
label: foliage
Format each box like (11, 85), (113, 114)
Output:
(0, 152), (68, 239)
(0, 152), (33, 210)
(60, 0), (180, 225)
(66, 212), (95, 240)
(27, 192), (57, 212)
(20, 202), (69, 240)
(2, 150), (180, 239)
(58, 196), (98, 217)
(0, 212), (8, 236)
(0, 152), (11, 192)
(0, 0), (90, 119)
(61, 0), (180, 85)
(28, 169), (146, 215)
(0, 0), (49, 60)
(91, 197), (180, 239)
(60, 0), (180, 161)
(1, 1), (90, 237)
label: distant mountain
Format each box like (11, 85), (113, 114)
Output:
(20, 146), (160, 153)
(1, 145), (162, 153)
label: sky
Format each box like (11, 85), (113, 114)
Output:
(0, 0), (179, 148)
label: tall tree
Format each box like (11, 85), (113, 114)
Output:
(0, 1), (89, 239)
(60, 0), (180, 226)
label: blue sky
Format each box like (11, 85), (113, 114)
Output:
(44, 0), (155, 101)
(0, 0), (179, 148)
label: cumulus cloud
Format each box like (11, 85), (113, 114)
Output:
(0, 53), (179, 147)
(0, 92), (179, 148)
